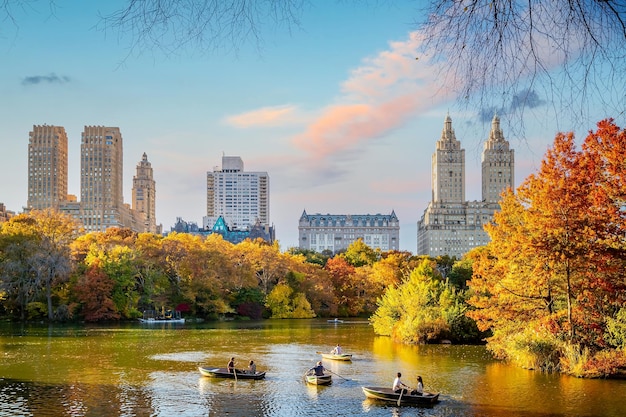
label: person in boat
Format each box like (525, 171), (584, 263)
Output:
(393, 372), (411, 394)
(331, 344), (342, 355)
(248, 360), (256, 374)
(227, 357), (236, 373)
(412, 375), (424, 395)
(309, 361), (326, 376)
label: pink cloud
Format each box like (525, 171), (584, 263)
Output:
(292, 31), (455, 161)
(225, 105), (299, 127)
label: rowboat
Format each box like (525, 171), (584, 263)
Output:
(139, 308), (184, 324)
(198, 366), (266, 380)
(320, 353), (353, 361)
(139, 317), (185, 324)
(304, 372), (332, 385)
(327, 318), (343, 323)
(362, 386), (440, 405)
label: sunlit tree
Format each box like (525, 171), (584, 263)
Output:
(468, 119), (626, 373)
(0, 209), (80, 320)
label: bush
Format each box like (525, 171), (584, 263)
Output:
(26, 302), (47, 320)
(605, 308), (626, 349)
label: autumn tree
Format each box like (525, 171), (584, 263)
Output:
(0, 209), (80, 320)
(238, 239), (288, 295)
(468, 119), (626, 375)
(74, 261), (120, 322)
(342, 239), (379, 267)
(265, 282), (315, 319)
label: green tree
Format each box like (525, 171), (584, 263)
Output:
(370, 259), (471, 344)
(0, 209), (80, 320)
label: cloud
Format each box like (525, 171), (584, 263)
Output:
(21, 73), (71, 86)
(225, 105), (300, 128)
(292, 31), (453, 164)
(479, 89), (545, 122)
(510, 89), (545, 112)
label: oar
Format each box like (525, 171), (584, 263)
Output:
(325, 369), (349, 381)
(397, 388), (403, 406)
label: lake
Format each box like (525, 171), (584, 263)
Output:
(0, 319), (624, 416)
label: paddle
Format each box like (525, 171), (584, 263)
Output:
(325, 368), (349, 381)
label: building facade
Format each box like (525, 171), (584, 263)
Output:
(79, 126), (128, 232)
(204, 155), (270, 231)
(0, 203), (15, 223)
(27, 125), (68, 210)
(132, 152), (158, 233)
(298, 210), (400, 253)
(417, 115), (514, 258)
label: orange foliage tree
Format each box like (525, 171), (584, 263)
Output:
(468, 119), (626, 368)
(74, 261), (120, 322)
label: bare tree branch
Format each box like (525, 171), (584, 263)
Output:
(419, 0), (626, 130)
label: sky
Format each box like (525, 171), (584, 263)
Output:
(0, 1), (618, 252)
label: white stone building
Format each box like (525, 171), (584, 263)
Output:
(204, 155), (270, 231)
(417, 114), (514, 258)
(298, 211), (400, 253)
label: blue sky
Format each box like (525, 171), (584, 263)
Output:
(0, 1), (617, 252)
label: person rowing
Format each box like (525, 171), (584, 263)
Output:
(392, 372), (411, 394)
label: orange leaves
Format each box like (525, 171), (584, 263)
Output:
(470, 119), (626, 352)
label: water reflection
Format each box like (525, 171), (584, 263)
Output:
(1, 320), (625, 416)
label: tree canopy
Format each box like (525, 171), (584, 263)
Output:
(468, 119), (626, 375)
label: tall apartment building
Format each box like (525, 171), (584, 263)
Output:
(132, 152), (157, 233)
(26, 124), (153, 233)
(204, 155), (270, 231)
(417, 114), (514, 258)
(80, 126), (126, 232)
(298, 211), (400, 253)
(27, 125), (68, 210)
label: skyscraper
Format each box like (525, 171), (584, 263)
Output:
(417, 114), (514, 257)
(132, 152), (157, 233)
(27, 125), (68, 210)
(482, 115), (515, 203)
(204, 155), (270, 231)
(80, 126), (125, 232)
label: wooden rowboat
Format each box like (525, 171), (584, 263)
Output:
(320, 353), (353, 361)
(362, 386), (440, 405)
(198, 366), (266, 380)
(304, 372), (332, 385)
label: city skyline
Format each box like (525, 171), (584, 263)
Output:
(1, 2), (616, 252)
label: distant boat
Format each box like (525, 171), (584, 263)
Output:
(198, 367), (266, 380)
(139, 317), (185, 324)
(362, 386), (440, 405)
(320, 353), (352, 361)
(139, 308), (184, 324)
(327, 318), (343, 323)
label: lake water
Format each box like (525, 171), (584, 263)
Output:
(0, 319), (624, 416)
